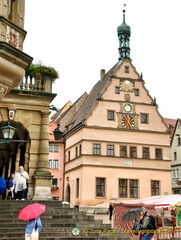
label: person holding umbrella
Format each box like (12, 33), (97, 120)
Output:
(139, 207), (153, 240)
(18, 203), (45, 240)
(25, 217), (42, 240)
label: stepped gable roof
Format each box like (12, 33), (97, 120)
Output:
(70, 63), (118, 130)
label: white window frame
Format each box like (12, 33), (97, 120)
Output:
(172, 169), (179, 179)
(49, 159), (58, 169)
(49, 145), (59, 152)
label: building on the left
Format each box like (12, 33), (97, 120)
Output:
(0, 0), (57, 200)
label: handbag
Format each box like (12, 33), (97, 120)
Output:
(31, 228), (39, 240)
(31, 219), (39, 240)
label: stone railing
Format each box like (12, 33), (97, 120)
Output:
(16, 75), (53, 93)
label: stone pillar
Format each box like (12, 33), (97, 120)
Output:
(33, 111), (53, 200)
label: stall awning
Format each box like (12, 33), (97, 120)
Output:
(114, 194), (181, 208)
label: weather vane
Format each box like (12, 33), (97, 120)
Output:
(123, 3), (127, 10)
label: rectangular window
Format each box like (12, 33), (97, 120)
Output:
(49, 159), (52, 169)
(173, 169), (180, 179)
(79, 144), (82, 155)
(96, 178), (105, 197)
(143, 147), (150, 159)
(130, 147), (137, 158)
(174, 152), (177, 160)
(155, 148), (162, 159)
(49, 145), (59, 152)
(120, 146), (127, 157)
(174, 190), (181, 194)
(53, 159), (58, 169)
(141, 114), (148, 123)
(178, 137), (181, 146)
(115, 86), (120, 94)
(75, 147), (78, 157)
(119, 179), (128, 198)
(135, 89), (139, 96)
(107, 110), (115, 120)
(107, 145), (114, 156)
(49, 159), (58, 169)
(52, 178), (58, 189)
(124, 66), (129, 73)
(151, 180), (159, 196)
(119, 179), (138, 198)
(176, 169), (180, 178)
(130, 180), (138, 198)
(76, 178), (79, 198)
(172, 169), (176, 178)
(93, 144), (101, 155)
(68, 151), (70, 161)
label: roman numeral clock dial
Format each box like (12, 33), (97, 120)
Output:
(122, 115), (134, 129)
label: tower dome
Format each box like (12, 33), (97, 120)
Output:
(117, 9), (131, 61)
(117, 10), (131, 35)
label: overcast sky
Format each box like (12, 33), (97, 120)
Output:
(24, 0), (180, 119)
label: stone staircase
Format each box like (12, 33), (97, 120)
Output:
(0, 200), (133, 240)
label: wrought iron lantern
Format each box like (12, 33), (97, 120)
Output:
(53, 123), (63, 140)
(0, 122), (17, 142)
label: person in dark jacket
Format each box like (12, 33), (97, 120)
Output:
(109, 202), (114, 220)
(6, 173), (14, 199)
(25, 216), (42, 240)
(139, 207), (153, 240)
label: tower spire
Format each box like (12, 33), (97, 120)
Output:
(117, 8), (131, 61)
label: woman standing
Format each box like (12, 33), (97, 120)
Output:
(13, 166), (29, 200)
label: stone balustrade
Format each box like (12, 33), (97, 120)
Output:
(17, 75), (53, 93)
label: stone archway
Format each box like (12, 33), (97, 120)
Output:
(0, 121), (30, 180)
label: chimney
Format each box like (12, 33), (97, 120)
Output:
(100, 69), (105, 81)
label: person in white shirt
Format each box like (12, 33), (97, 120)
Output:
(13, 166), (29, 200)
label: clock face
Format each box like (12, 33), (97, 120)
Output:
(120, 80), (134, 92)
(124, 104), (132, 112)
(122, 115), (134, 128)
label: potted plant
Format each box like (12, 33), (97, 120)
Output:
(25, 62), (59, 92)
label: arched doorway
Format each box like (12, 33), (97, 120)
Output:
(0, 120), (30, 181)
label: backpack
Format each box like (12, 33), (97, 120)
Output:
(148, 215), (157, 231)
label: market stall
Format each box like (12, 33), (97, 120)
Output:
(113, 195), (181, 239)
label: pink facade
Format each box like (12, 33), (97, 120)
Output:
(48, 122), (64, 200)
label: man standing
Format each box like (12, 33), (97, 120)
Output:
(139, 207), (153, 240)
(13, 166), (29, 200)
(109, 202), (114, 220)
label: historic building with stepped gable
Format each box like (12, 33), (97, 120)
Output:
(57, 9), (172, 207)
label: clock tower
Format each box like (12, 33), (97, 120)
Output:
(117, 9), (131, 61)
(58, 6), (171, 210)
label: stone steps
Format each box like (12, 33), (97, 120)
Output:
(0, 200), (133, 239)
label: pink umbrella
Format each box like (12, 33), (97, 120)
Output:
(18, 203), (46, 221)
